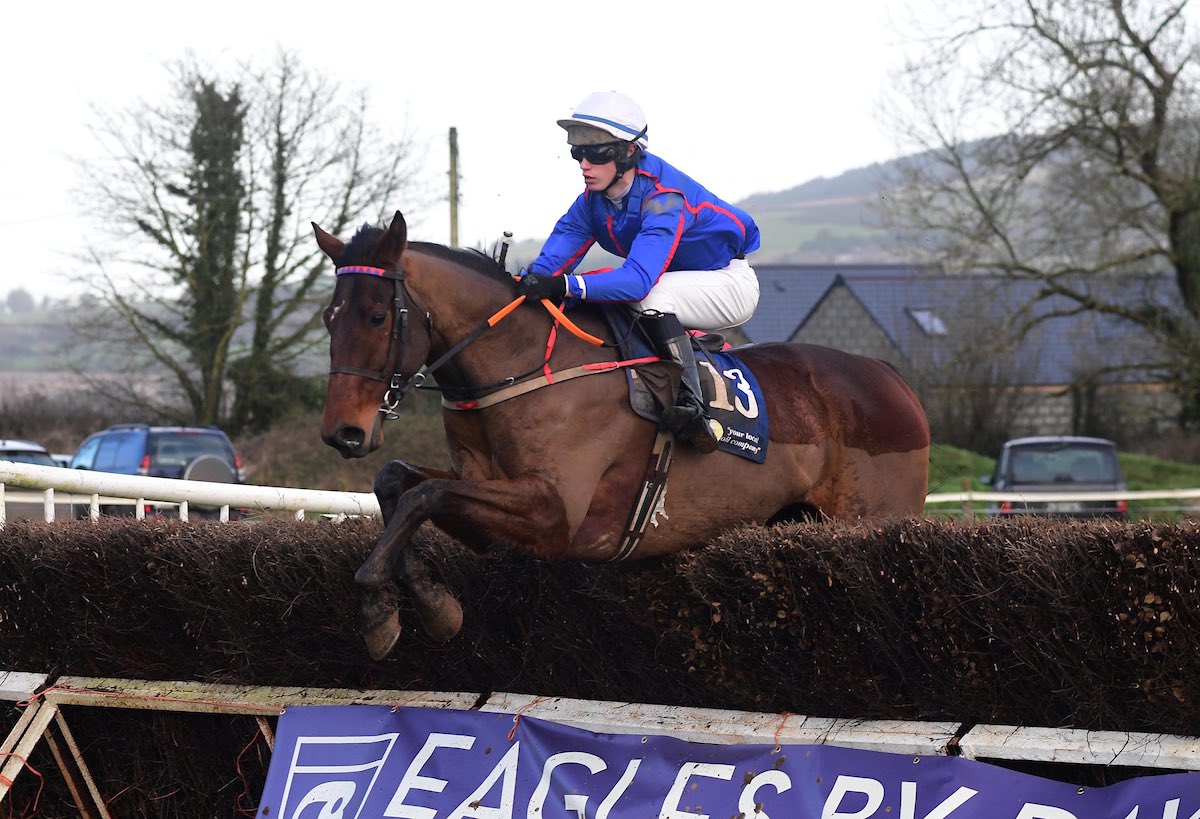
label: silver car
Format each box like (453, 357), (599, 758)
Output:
(0, 438), (78, 521)
(984, 436), (1128, 519)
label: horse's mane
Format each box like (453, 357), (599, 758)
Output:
(409, 242), (513, 285)
(341, 222), (511, 285)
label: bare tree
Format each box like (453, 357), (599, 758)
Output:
(885, 0), (1200, 422)
(76, 51), (430, 431)
(904, 278), (1041, 453)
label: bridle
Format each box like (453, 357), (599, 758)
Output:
(329, 264), (428, 419)
(329, 262), (619, 419)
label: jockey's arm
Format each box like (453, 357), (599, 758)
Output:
(566, 192), (690, 303)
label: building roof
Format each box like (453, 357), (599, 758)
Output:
(742, 264), (1185, 386)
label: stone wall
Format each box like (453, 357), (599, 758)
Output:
(1008, 384), (1180, 441)
(789, 285), (902, 363)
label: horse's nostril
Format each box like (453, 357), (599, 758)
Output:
(338, 427), (366, 448)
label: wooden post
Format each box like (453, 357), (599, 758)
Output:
(449, 127), (460, 248)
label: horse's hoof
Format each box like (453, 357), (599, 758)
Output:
(362, 610), (401, 661)
(419, 596), (464, 642)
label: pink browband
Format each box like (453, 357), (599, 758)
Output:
(336, 265), (391, 277)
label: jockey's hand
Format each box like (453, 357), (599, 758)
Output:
(515, 272), (567, 302)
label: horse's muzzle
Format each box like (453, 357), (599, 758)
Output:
(323, 423), (373, 459)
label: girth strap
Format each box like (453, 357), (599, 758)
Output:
(608, 429), (675, 562)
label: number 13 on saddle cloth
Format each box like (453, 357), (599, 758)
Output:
(627, 341), (768, 463)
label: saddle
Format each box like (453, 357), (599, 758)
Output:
(602, 307), (768, 465)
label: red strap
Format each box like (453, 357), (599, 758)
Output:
(582, 356), (661, 371)
(543, 322), (559, 382)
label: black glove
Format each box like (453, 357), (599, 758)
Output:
(515, 272), (568, 302)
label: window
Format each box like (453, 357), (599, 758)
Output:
(93, 431), (145, 472)
(70, 437), (100, 470)
(907, 307), (948, 336)
(1, 450), (57, 467)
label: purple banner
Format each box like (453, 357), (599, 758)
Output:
(257, 705), (1200, 818)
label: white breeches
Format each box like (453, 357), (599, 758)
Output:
(633, 258), (760, 331)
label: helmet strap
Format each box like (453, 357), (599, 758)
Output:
(603, 127), (646, 195)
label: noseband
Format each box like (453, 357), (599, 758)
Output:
(330, 264), (423, 419)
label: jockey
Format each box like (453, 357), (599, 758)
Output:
(516, 91), (761, 453)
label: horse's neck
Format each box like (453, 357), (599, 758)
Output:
(406, 250), (549, 384)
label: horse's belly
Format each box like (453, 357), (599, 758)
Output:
(587, 447), (820, 558)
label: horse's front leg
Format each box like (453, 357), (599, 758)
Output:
(355, 473), (569, 659)
(373, 460), (457, 526)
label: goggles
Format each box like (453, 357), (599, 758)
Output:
(570, 143), (624, 164)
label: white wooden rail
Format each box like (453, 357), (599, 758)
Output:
(0, 462), (380, 527)
(925, 488), (1200, 505)
(924, 487), (1200, 518)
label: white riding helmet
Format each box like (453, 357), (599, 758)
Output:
(557, 91), (649, 149)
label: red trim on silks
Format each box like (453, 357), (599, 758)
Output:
(649, 211), (685, 285)
(636, 170), (750, 238)
(551, 239), (595, 277)
(581, 267), (614, 276)
(336, 265), (391, 277)
(453, 400), (480, 410)
(582, 356), (661, 371)
(606, 215), (625, 255)
(689, 201), (748, 236)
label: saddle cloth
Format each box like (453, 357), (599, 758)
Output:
(603, 308), (769, 464)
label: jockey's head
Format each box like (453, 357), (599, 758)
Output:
(558, 91), (647, 182)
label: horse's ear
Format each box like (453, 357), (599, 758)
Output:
(312, 223), (345, 262)
(374, 211), (408, 267)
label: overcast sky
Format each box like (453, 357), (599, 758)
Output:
(1, 0), (939, 301)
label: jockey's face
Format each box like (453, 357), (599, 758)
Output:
(576, 143), (635, 194)
(578, 153), (618, 193)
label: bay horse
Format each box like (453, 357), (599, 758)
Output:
(316, 211), (930, 659)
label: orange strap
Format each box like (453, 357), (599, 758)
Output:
(488, 296), (526, 326)
(541, 298), (604, 346)
(492, 294), (605, 347)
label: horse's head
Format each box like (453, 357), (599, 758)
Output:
(314, 211), (429, 458)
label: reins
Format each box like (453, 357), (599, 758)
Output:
(331, 265), (646, 418)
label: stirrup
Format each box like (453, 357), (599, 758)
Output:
(663, 396), (721, 454)
(675, 414), (721, 454)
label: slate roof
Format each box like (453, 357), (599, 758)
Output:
(742, 264), (1185, 386)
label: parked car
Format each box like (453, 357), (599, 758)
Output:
(0, 439), (79, 521)
(68, 425), (247, 519)
(0, 438), (59, 468)
(984, 436), (1128, 519)
(69, 425), (246, 483)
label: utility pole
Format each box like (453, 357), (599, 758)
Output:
(448, 126), (460, 247)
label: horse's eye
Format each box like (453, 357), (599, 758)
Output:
(368, 312), (387, 328)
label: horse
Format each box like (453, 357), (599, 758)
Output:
(315, 211), (930, 659)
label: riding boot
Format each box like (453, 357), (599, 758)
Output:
(642, 313), (720, 454)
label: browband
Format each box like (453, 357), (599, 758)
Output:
(336, 265), (400, 278)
